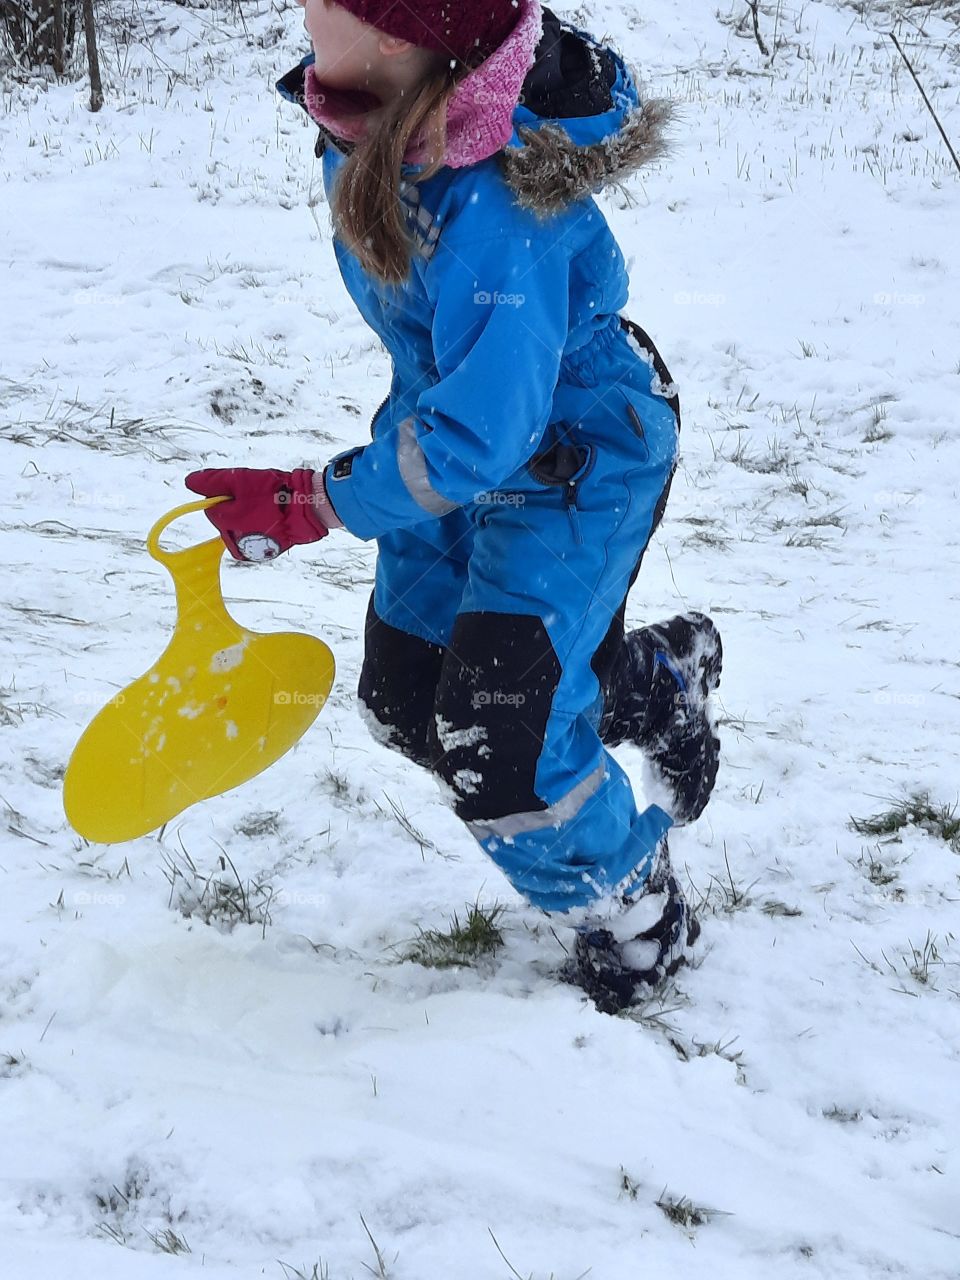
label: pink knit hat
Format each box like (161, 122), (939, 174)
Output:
(336, 0), (522, 64)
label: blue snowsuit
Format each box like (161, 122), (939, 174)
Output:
(277, 10), (681, 913)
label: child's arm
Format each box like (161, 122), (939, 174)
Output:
(322, 229), (572, 540)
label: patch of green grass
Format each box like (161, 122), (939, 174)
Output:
(851, 791), (960, 853)
(403, 900), (506, 969)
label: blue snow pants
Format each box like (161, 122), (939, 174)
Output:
(358, 317), (681, 914)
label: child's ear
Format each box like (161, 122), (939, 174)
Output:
(377, 32), (416, 58)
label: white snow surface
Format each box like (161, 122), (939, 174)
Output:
(2, 1), (959, 1276)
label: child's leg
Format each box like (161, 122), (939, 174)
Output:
(424, 400), (679, 916)
(357, 597), (445, 766)
(357, 512), (473, 764)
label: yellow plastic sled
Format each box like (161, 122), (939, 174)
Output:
(63, 498), (335, 844)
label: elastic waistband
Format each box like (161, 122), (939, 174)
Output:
(560, 313), (630, 382)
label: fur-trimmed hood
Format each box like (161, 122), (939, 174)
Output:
(276, 5), (675, 216)
(504, 9), (675, 215)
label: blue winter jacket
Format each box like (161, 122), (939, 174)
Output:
(276, 8), (673, 541)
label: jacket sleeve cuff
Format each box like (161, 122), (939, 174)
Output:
(320, 454), (379, 539)
(321, 446), (442, 541)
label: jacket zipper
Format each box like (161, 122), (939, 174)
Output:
(369, 393), (390, 439)
(562, 446), (595, 546)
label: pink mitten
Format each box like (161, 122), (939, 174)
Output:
(184, 467), (338, 561)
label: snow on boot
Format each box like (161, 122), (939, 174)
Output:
(612, 612), (723, 826)
(563, 838), (701, 1015)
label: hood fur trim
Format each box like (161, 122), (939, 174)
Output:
(500, 96), (676, 216)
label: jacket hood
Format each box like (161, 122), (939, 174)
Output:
(276, 5), (675, 215)
(503, 8), (676, 215)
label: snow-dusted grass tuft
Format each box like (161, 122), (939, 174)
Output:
(401, 900), (506, 969)
(1, 1050), (27, 1078)
(144, 1226), (192, 1255)
(278, 1262), (329, 1280)
(863, 400), (895, 442)
(373, 791), (456, 861)
(687, 844), (760, 916)
(277, 1216), (396, 1280)
(92, 1160), (192, 1254)
(357, 1212), (392, 1278)
(852, 846), (903, 890)
(235, 809), (283, 839)
(852, 928), (959, 995)
(850, 790), (960, 852)
(655, 1186), (730, 1236)
(487, 1226), (591, 1280)
(1, 393), (202, 462)
(161, 842), (275, 934)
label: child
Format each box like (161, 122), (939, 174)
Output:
(185, 0), (722, 1015)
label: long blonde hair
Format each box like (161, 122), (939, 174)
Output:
(330, 54), (475, 286)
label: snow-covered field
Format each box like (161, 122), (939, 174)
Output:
(2, 0), (959, 1275)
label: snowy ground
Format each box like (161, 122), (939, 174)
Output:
(2, 0), (959, 1275)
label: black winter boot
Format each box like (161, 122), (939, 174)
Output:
(562, 838), (701, 1015)
(604, 612), (722, 826)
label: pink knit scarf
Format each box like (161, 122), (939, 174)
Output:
(303, 0), (543, 169)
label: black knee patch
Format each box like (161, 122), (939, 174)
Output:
(428, 612), (562, 823)
(358, 595), (445, 767)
